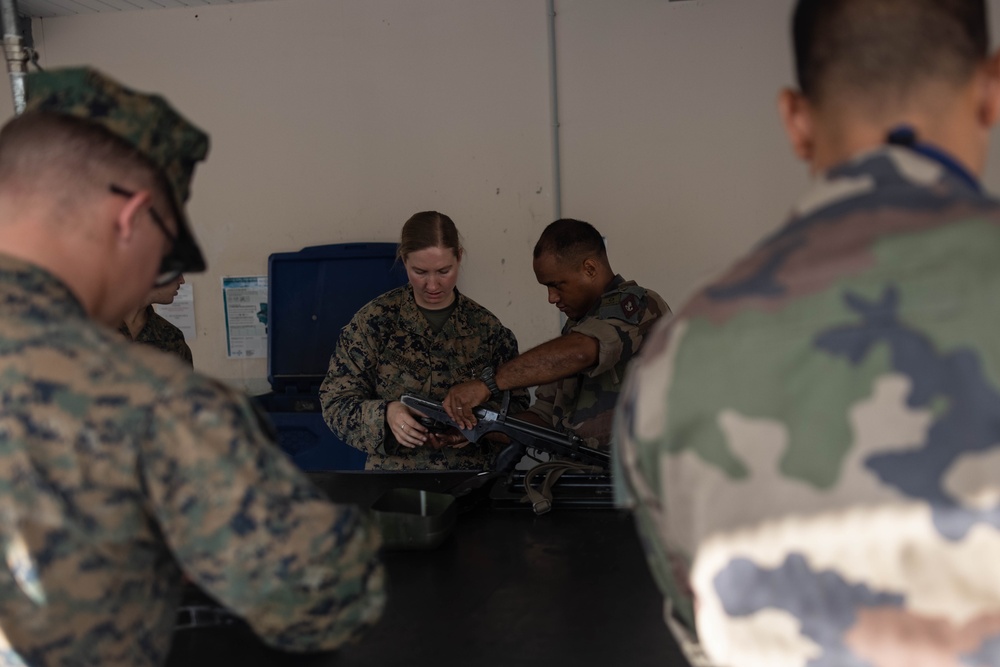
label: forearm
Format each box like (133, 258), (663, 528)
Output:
(495, 332), (599, 391)
(200, 489), (386, 651)
(323, 395), (392, 456)
(145, 393), (386, 652)
(319, 373), (391, 456)
(489, 327), (531, 412)
(249, 504), (387, 652)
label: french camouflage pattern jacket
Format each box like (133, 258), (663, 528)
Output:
(320, 285), (528, 470)
(118, 305), (193, 366)
(0, 255), (385, 666)
(615, 146), (1000, 667)
(528, 275), (669, 448)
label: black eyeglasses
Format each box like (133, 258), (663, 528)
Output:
(109, 184), (184, 287)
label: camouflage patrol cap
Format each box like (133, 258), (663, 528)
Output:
(24, 67), (209, 275)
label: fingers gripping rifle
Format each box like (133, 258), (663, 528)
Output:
(400, 392), (610, 472)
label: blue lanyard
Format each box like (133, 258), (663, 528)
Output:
(886, 126), (981, 193)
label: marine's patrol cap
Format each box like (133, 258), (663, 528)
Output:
(24, 67), (210, 278)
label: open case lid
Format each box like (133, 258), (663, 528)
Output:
(267, 242), (408, 394)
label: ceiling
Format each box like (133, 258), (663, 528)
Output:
(15, 0), (276, 19)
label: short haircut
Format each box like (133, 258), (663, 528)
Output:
(793, 0), (988, 104)
(398, 211), (462, 261)
(0, 111), (165, 214)
(533, 218), (607, 264)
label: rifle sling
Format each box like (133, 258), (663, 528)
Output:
(521, 461), (604, 515)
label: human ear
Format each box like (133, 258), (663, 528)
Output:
(976, 50), (1000, 128)
(112, 189), (151, 243)
(778, 88), (816, 163)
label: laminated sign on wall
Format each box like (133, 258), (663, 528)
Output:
(222, 276), (268, 359)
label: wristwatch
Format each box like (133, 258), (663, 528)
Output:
(479, 366), (501, 399)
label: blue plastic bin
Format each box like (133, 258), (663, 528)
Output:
(255, 242), (407, 471)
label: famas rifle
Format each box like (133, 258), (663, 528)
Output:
(400, 392), (609, 472)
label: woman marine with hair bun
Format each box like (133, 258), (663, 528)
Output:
(320, 211), (528, 470)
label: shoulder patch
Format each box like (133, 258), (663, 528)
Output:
(620, 293), (641, 321)
(598, 285), (647, 324)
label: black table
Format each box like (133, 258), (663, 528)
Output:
(166, 472), (690, 667)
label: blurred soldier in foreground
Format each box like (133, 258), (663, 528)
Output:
(120, 273), (192, 365)
(0, 67), (384, 665)
(616, 1), (1000, 665)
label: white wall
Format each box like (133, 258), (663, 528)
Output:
(558, 0), (1000, 305)
(31, 0), (555, 392)
(15, 0), (1000, 392)
(557, 0), (806, 305)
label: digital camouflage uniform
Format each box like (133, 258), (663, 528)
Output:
(528, 275), (668, 448)
(320, 286), (528, 470)
(0, 68), (387, 665)
(616, 146), (1000, 667)
(0, 256), (385, 665)
(119, 305), (193, 366)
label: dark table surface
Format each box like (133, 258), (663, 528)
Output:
(166, 471), (690, 667)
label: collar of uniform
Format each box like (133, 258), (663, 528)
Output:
(568, 274), (628, 327)
(398, 285), (476, 339)
(604, 274), (626, 293)
(885, 126), (981, 193)
(0, 253), (89, 322)
(790, 145), (987, 222)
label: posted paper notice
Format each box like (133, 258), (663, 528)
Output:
(222, 276), (268, 359)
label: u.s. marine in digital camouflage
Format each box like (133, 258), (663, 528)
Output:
(120, 274), (193, 366)
(118, 305), (193, 366)
(320, 285), (528, 470)
(0, 67), (385, 665)
(529, 275), (668, 448)
(615, 2), (1000, 666)
(0, 257), (384, 665)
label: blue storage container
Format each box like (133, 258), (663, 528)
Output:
(255, 242), (408, 471)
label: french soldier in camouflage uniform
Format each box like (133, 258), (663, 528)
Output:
(527, 274), (668, 448)
(0, 67), (384, 666)
(119, 274), (193, 366)
(444, 218), (669, 449)
(615, 2), (1000, 666)
(320, 211), (529, 471)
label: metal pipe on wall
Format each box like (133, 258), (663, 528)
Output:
(0, 0), (26, 115)
(546, 0), (562, 221)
